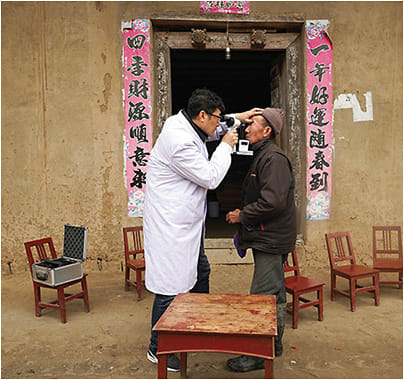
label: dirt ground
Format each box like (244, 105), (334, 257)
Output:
(2, 264), (403, 379)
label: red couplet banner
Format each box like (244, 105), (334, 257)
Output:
(306, 20), (333, 220)
(123, 19), (153, 217)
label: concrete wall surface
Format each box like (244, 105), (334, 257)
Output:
(2, 1), (402, 274)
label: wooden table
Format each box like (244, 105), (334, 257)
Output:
(153, 293), (277, 378)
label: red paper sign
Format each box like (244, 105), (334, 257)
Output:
(123, 20), (152, 217)
(306, 20), (333, 220)
(200, 1), (250, 14)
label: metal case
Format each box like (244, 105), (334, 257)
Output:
(32, 225), (88, 286)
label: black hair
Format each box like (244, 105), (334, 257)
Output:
(187, 88), (225, 118)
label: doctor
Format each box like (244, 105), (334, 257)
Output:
(144, 88), (262, 371)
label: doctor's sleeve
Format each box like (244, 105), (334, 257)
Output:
(170, 141), (232, 190)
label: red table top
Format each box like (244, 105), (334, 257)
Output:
(153, 293), (277, 336)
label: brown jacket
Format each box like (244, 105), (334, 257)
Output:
(238, 139), (297, 254)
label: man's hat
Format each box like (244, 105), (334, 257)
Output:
(262, 108), (285, 136)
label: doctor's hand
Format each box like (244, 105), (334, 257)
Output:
(235, 108), (264, 124)
(226, 209), (241, 224)
(222, 129), (238, 148)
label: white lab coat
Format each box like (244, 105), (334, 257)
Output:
(143, 110), (236, 295)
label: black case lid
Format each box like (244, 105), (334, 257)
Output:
(63, 224), (88, 260)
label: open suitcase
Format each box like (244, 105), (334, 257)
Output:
(32, 225), (88, 286)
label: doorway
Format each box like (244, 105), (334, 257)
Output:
(170, 49), (285, 238)
(153, 24), (305, 238)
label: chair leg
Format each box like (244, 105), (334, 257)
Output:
(330, 273), (336, 301)
(81, 276), (90, 312)
(136, 269), (142, 301)
(125, 266), (130, 290)
(318, 287), (324, 321)
(399, 271), (403, 289)
(292, 294), (299, 329)
(374, 273), (380, 306)
(349, 278), (356, 312)
(34, 284), (41, 317)
(57, 287), (67, 323)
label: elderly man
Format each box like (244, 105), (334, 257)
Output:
(226, 107), (297, 372)
(144, 88), (262, 371)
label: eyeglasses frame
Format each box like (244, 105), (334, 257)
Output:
(205, 111), (221, 120)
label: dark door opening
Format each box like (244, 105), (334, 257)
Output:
(171, 49), (284, 238)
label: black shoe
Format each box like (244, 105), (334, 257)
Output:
(227, 355), (265, 372)
(147, 349), (181, 372)
(275, 340), (283, 357)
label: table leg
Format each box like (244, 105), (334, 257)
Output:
(157, 354), (167, 379)
(265, 359), (273, 379)
(180, 352), (187, 377)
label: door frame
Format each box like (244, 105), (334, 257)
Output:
(151, 18), (306, 234)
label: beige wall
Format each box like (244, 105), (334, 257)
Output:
(2, 1), (402, 274)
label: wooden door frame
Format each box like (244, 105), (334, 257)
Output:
(151, 20), (305, 234)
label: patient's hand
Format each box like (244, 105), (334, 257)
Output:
(226, 209), (240, 224)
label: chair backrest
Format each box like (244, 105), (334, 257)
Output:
(373, 226), (403, 262)
(123, 226), (144, 262)
(24, 237), (57, 276)
(283, 250), (300, 277)
(325, 232), (356, 269)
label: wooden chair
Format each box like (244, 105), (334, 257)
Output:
(123, 226), (145, 300)
(24, 237), (90, 323)
(283, 250), (325, 329)
(325, 232), (380, 312)
(373, 226), (403, 289)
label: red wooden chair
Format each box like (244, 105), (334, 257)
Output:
(325, 232), (380, 312)
(24, 237), (90, 323)
(283, 250), (325, 329)
(373, 226), (403, 288)
(123, 226), (145, 300)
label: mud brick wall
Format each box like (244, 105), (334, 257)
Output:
(2, 2), (402, 274)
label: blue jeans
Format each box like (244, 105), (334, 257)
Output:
(148, 240), (210, 353)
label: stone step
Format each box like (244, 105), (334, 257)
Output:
(205, 238), (305, 265)
(205, 238), (253, 264)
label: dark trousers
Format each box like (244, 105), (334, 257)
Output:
(250, 249), (287, 304)
(250, 249), (288, 356)
(148, 240), (210, 353)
